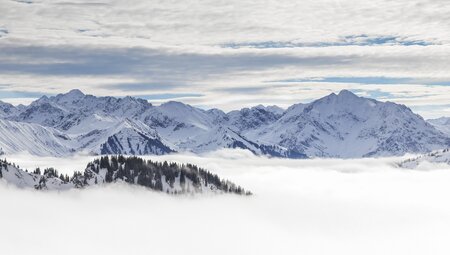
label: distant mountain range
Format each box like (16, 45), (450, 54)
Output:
(0, 89), (449, 158)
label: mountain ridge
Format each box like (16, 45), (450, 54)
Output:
(0, 89), (448, 158)
(428, 117), (450, 136)
(0, 156), (250, 195)
(398, 148), (450, 169)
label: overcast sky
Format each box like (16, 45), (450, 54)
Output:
(0, 0), (449, 118)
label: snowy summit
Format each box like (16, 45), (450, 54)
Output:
(0, 89), (448, 158)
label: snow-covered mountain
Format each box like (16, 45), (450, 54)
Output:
(243, 90), (450, 157)
(0, 101), (20, 118)
(75, 118), (173, 155)
(0, 156), (250, 195)
(428, 117), (450, 136)
(12, 89), (152, 130)
(398, 148), (450, 169)
(0, 89), (449, 158)
(0, 119), (73, 156)
(226, 105), (284, 132)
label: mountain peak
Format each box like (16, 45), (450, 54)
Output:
(1, 90), (448, 158)
(65, 89), (85, 97)
(33, 95), (49, 104)
(337, 89), (358, 98)
(251, 104), (284, 115)
(54, 89), (85, 102)
(161, 101), (190, 109)
(311, 90), (361, 107)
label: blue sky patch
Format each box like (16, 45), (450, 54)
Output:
(222, 35), (431, 49)
(273, 77), (413, 84)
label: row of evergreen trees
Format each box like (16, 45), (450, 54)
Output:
(88, 155), (251, 195)
(0, 156), (251, 195)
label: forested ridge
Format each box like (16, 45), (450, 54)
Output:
(0, 156), (251, 195)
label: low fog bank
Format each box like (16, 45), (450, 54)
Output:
(2, 150), (450, 255)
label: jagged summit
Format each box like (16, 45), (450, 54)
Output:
(317, 89), (366, 104)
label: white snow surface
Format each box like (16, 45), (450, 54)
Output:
(244, 90), (449, 157)
(0, 163), (74, 190)
(0, 89), (449, 158)
(0, 119), (72, 156)
(428, 117), (450, 136)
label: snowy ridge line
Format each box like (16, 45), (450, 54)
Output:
(0, 156), (251, 195)
(398, 148), (450, 169)
(428, 117), (450, 136)
(0, 89), (449, 158)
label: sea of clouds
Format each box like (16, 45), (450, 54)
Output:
(2, 149), (450, 255)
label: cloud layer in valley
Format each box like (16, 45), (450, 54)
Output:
(0, 0), (449, 118)
(2, 150), (450, 255)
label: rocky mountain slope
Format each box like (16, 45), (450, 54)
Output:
(0, 89), (448, 158)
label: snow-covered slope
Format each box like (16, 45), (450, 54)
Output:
(244, 90), (450, 158)
(0, 119), (73, 156)
(0, 101), (20, 118)
(12, 89), (152, 131)
(226, 105), (283, 132)
(0, 89), (448, 158)
(15, 98), (67, 127)
(64, 113), (120, 135)
(428, 117), (450, 136)
(97, 119), (174, 155)
(0, 156), (250, 195)
(141, 101), (216, 147)
(0, 160), (73, 190)
(398, 148), (450, 168)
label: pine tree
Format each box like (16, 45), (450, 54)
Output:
(34, 167), (41, 175)
(8, 155), (250, 195)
